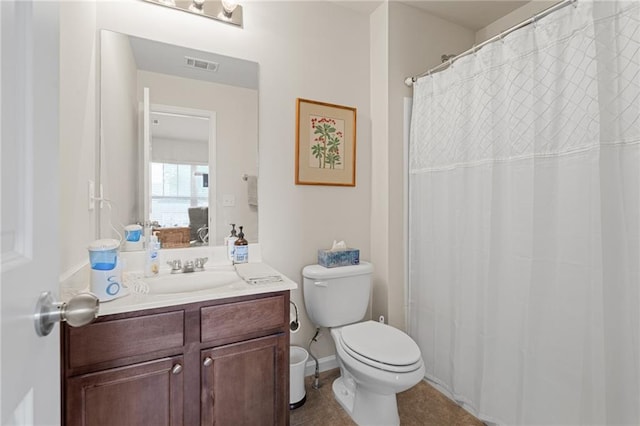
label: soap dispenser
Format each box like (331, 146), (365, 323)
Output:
(226, 224), (238, 261)
(233, 226), (248, 264)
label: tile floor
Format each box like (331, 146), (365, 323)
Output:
(289, 369), (483, 426)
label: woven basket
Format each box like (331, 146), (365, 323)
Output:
(153, 227), (190, 249)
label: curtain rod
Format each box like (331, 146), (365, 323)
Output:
(404, 0), (577, 86)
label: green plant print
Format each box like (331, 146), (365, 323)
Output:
(311, 142), (325, 168)
(326, 134), (342, 169)
(310, 116), (344, 169)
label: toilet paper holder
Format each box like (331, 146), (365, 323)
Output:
(290, 301), (300, 333)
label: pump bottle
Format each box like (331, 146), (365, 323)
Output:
(233, 226), (248, 264)
(226, 224), (238, 261)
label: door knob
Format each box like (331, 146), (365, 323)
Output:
(34, 291), (99, 337)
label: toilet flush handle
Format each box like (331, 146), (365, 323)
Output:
(314, 281), (328, 288)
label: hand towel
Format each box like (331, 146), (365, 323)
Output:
(235, 262), (282, 285)
(247, 175), (258, 207)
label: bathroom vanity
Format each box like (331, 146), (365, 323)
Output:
(60, 250), (295, 425)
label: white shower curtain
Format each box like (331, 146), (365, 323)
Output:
(408, 1), (639, 424)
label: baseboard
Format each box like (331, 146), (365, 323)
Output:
(304, 355), (338, 377)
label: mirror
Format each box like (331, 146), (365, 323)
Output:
(100, 30), (259, 249)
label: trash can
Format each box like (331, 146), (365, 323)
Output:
(289, 346), (308, 409)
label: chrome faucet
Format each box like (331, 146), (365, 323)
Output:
(167, 259), (182, 274)
(194, 257), (208, 271)
(182, 260), (195, 273)
(166, 257), (208, 274)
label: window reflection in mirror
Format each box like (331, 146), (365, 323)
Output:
(150, 163), (209, 226)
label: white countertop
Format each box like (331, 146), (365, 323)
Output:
(61, 244), (297, 317)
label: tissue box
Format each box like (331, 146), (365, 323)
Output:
(318, 248), (360, 268)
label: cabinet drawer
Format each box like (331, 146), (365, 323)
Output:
(67, 311), (184, 368)
(201, 295), (285, 343)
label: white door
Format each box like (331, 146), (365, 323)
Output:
(1, 1), (61, 424)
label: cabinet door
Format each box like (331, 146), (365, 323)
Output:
(201, 334), (288, 426)
(66, 356), (184, 426)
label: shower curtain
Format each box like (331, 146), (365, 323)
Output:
(408, 1), (639, 424)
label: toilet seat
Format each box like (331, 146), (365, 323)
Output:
(337, 321), (422, 373)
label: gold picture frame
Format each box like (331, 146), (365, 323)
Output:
(295, 98), (357, 186)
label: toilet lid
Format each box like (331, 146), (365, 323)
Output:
(339, 321), (422, 372)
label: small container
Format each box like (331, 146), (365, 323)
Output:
(233, 226), (248, 264)
(88, 239), (122, 301)
(145, 234), (160, 277)
(124, 224), (142, 242)
(226, 224), (238, 261)
(88, 239), (120, 270)
(289, 346), (309, 409)
(123, 224), (144, 251)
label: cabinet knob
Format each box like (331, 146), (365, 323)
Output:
(203, 357), (213, 367)
(172, 364), (183, 375)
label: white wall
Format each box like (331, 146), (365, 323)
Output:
(100, 30), (139, 236)
(59, 0), (371, 359)
(59, 1), (97, 278)
(476, 1), (558, 43)
(370, 3), (390, 329)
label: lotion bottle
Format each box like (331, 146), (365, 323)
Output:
(233, 226), (248, 264)
(226, 224), (238, 261)
(145, 233), (160, 277)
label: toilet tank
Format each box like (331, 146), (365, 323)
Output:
(302, 262), (373, 328)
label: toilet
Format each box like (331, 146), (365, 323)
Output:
(303, 262), (425, 426)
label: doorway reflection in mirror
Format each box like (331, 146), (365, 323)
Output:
(99, 30), (259, 249)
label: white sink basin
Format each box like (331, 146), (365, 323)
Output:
(136, 268), (241, 294)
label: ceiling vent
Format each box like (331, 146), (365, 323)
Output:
(184, 56), (219, 72)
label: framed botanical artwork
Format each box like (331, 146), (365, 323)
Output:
(295, 98), (357, 186)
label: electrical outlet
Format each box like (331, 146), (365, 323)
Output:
(222, 194), (235, 207)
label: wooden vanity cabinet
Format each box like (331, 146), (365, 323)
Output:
(61, 291), (290, 426)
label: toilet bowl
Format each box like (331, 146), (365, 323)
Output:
(330, 322), (425, 425)
(302, 262), (425, 426)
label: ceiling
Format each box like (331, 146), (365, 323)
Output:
(336, 0), (531, 30)
(402, 1), (529, 30)
(128, 33), (259, 90)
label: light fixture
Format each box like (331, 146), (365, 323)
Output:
(143, 0), (243, 27)
(188, 0), (205, 13)
(220, 0), (238, 18)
